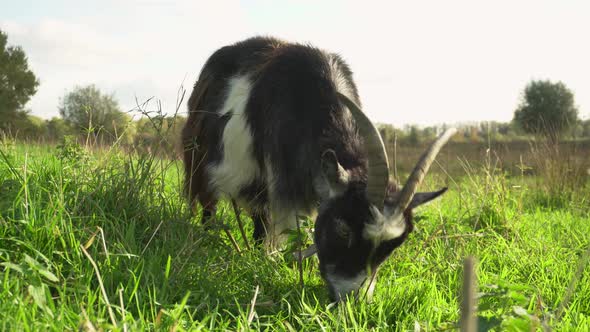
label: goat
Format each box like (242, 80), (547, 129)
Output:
(182, 36), (455, 301)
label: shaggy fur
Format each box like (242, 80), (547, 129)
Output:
(182, 36), (447, 300)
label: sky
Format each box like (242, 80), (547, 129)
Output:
(1, 0), (589, 126)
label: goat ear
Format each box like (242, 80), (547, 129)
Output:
(320, 149), (349, 195)
(409, 187), (448, 209)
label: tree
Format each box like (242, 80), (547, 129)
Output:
(58, 85), (132, 144)
(0, 29), (40, 130)
(46, 117), (73, 141)
(2, 112), (46, 139)
(407, 125), (420, 146)
(377, 123), (395, 146)
(20, 115), (47, 139)
(134, 115), (186, 156)
(513, 80), (579, 142)
(580, 119), (590, 138)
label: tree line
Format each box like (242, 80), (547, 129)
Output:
(1, 29), (589, 153)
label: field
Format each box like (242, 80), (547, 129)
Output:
(1, 138), (589, 331)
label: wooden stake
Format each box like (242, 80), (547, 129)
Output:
(460, 256), (477, 332)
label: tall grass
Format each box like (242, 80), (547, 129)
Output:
(1, 128), (589, 330)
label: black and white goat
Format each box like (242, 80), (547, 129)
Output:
(182, 36), (455, 301)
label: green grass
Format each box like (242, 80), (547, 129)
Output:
(1, 140), (589, 331)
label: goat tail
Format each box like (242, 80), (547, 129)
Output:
(182, 70), (214, 204)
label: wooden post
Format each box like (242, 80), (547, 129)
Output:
(460, 256), (477, 332)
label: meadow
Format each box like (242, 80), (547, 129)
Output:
(0, 137), (589, 331)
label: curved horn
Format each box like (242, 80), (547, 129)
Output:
(336, 92), (389, 209)
(396, 128), (457, 211)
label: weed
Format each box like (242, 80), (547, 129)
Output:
(1, 132), (588, 330)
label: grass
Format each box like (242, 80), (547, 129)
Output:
(1, 138), (589, 331)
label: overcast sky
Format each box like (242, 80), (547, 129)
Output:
(2, 0), (589, 126)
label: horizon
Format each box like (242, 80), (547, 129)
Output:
(2, 0), (589, 126)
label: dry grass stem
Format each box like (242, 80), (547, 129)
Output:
(80, 244), (118, 327)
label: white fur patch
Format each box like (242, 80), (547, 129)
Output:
(364, 274), (377, 302)
(266, 208), (297, 247)
(208, 75), (260, 198)
(328, 55), (355, 100)
(313, 170), (349, 201)
(363, 206), (407, 243)
(327, 54), (357, 134)
(263, 158), (298, 246)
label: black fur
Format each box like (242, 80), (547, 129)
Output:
(245, 40), (364, 212)
(314, 183), (414, 301)
(252, 212), (268, 243)
(184, 36), (366, 213)
(182, 36), (447, 301)
(238, 179), (270, 241)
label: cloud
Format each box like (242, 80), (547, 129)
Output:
(2, 19), (133, 68)
(1, 0), (589, 124)
(0, 1), (251, 119)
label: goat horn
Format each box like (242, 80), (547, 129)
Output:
(396, 128), (456, 212)
(293, 244), (317, 260)
(337, 92), (389, 209)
